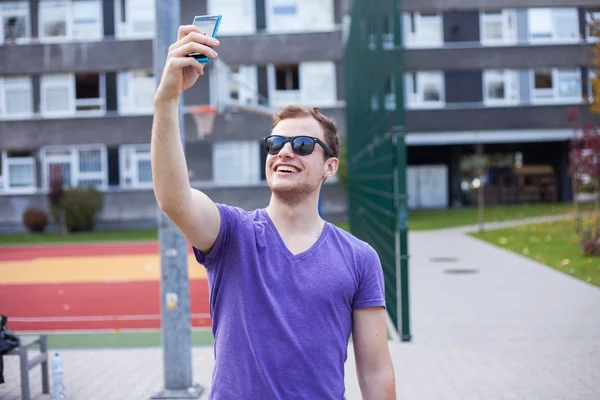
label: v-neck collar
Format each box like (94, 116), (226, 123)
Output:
(261, 209), (329, 261)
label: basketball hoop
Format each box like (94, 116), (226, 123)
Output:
(189, 105), (218, 140)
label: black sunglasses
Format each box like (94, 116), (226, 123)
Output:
(263, 135), (335, 158)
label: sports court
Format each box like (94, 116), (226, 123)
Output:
(0, 242), (212, 332)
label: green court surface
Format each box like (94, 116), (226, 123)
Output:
(22, 329), (215, 349)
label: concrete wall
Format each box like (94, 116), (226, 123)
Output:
(403, 0), (600, 12)
(404, 43), (594, 72)
(0, 183), (348, 233)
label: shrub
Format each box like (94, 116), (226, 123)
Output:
(22, 207), (49, 233)
(62, 187), (105, 232)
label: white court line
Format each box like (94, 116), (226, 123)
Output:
(10, 313), (212, 323)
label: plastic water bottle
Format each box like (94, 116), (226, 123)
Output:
(51, 352), (65, 399)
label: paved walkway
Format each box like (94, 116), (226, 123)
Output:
(2, 220), (600, 399)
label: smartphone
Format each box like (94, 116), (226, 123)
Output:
(188, 14), (222, 63)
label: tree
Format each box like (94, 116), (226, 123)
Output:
(567, 13), (600, 253)
(47, 165), (67, 236)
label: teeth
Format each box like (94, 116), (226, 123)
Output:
(277, 165), (299, 173)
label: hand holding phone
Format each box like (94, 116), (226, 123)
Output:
(187, 14), (222, 63)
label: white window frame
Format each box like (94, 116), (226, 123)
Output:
(40, 74), (75, 117)
(117, 69), (155, 114)
(482, 69), (519, 106)
(0, 1), (31, 44)
(404, 71), (445, 109)
(265, 0), (334, 34)
(528, 8), (580, 44)
(38, 0), (71, 42)
(403, 12), (443, 48)
(114, 0), (156, 39)
(208, 0), (256, 36)
(74, 73), (106, 115)
(0, 76), (33, 120)
(40, 145), (108, 190)
(480, 9), (517, 46)
(0, 151), (37, 194)
(212, 141), (260, 186)
(530, 68), (582, 104)
(119, 144), (153, 189)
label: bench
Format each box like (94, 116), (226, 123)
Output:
(6, 335), (50, 400)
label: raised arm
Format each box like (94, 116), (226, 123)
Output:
(151, 25), (221, 254)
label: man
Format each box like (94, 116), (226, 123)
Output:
(151, 24), (396, 399)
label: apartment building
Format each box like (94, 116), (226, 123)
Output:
(0, 0), (348, 231)
(399, 0), (600, 208)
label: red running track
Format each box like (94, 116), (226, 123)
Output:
(0, 279), (211, 331)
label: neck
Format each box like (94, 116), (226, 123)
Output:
(266, 192), (323, 235)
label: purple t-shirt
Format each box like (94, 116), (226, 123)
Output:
(193, 203), (386, 399)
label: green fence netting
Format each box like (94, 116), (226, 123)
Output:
(343, 0), (411, 341)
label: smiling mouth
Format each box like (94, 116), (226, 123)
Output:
(275, 165), (300, 174)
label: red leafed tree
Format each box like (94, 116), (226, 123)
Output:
(567, 14), (600, 253)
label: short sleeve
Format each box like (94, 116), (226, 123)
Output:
(352, 244), (386, 310)
(192, 203), (244, 268)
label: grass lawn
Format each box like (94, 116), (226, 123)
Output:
(471, 218), (600, 289)
(407, 202), (593, 231)
(0, 202), (592, 245)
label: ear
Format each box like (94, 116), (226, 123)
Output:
(323, 157), (339, 178)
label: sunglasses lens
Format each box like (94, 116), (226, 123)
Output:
(265, 136), (285, 154)
(292, 137), (315, 156)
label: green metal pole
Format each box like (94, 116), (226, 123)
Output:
(393, 0), (411, 342)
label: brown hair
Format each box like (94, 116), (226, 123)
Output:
(271, 105), (341, 159)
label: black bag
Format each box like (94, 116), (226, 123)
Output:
(0, 315), (21, 385)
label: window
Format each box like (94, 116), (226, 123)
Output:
(483, 69), (519, 105)
(299, 62), (336, 106)
(0, 76), (33, 119)
(114, 0), (155, 39)
(119, 144), (152, 188)
(266, 0), (334, 33)
(208, 0), (255, 35)
(118, 69), (155, 114)
(0, 1), (29, 44)
(382, 14), (394, 50)
(41, 74), (74, 115)
(528, 8), (579, 43)
(228, 65), (259, 106)
(531, 68), (581, 103)
(75, 73), (105, 113)
(586, 9), (600, 41)
(0, 151), (36, 194)
(480, 9), (517, 45)
(72, 0), (103, 41)
(41, 73), (105, 116)
(588, 69), (599, 105)
(41, 145), (108, 190)
(269, 64), (300, 106)
(405, 71), (445, 108)
(39, 0), (102, 42)
(212, 141), (260, 185)
(403, 12), (442, 48)
(384, 75), (396, 110)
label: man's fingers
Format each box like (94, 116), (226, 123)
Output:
(170, 42), (218, 60)
(170, 31), (219, 52)
(177, 24), (204, 41)
(169, 56), (204, 75)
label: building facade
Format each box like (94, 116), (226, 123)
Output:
(399, 0), (600, 208)
(0, 0), (348, 232)
(0, 0), (598, 231)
